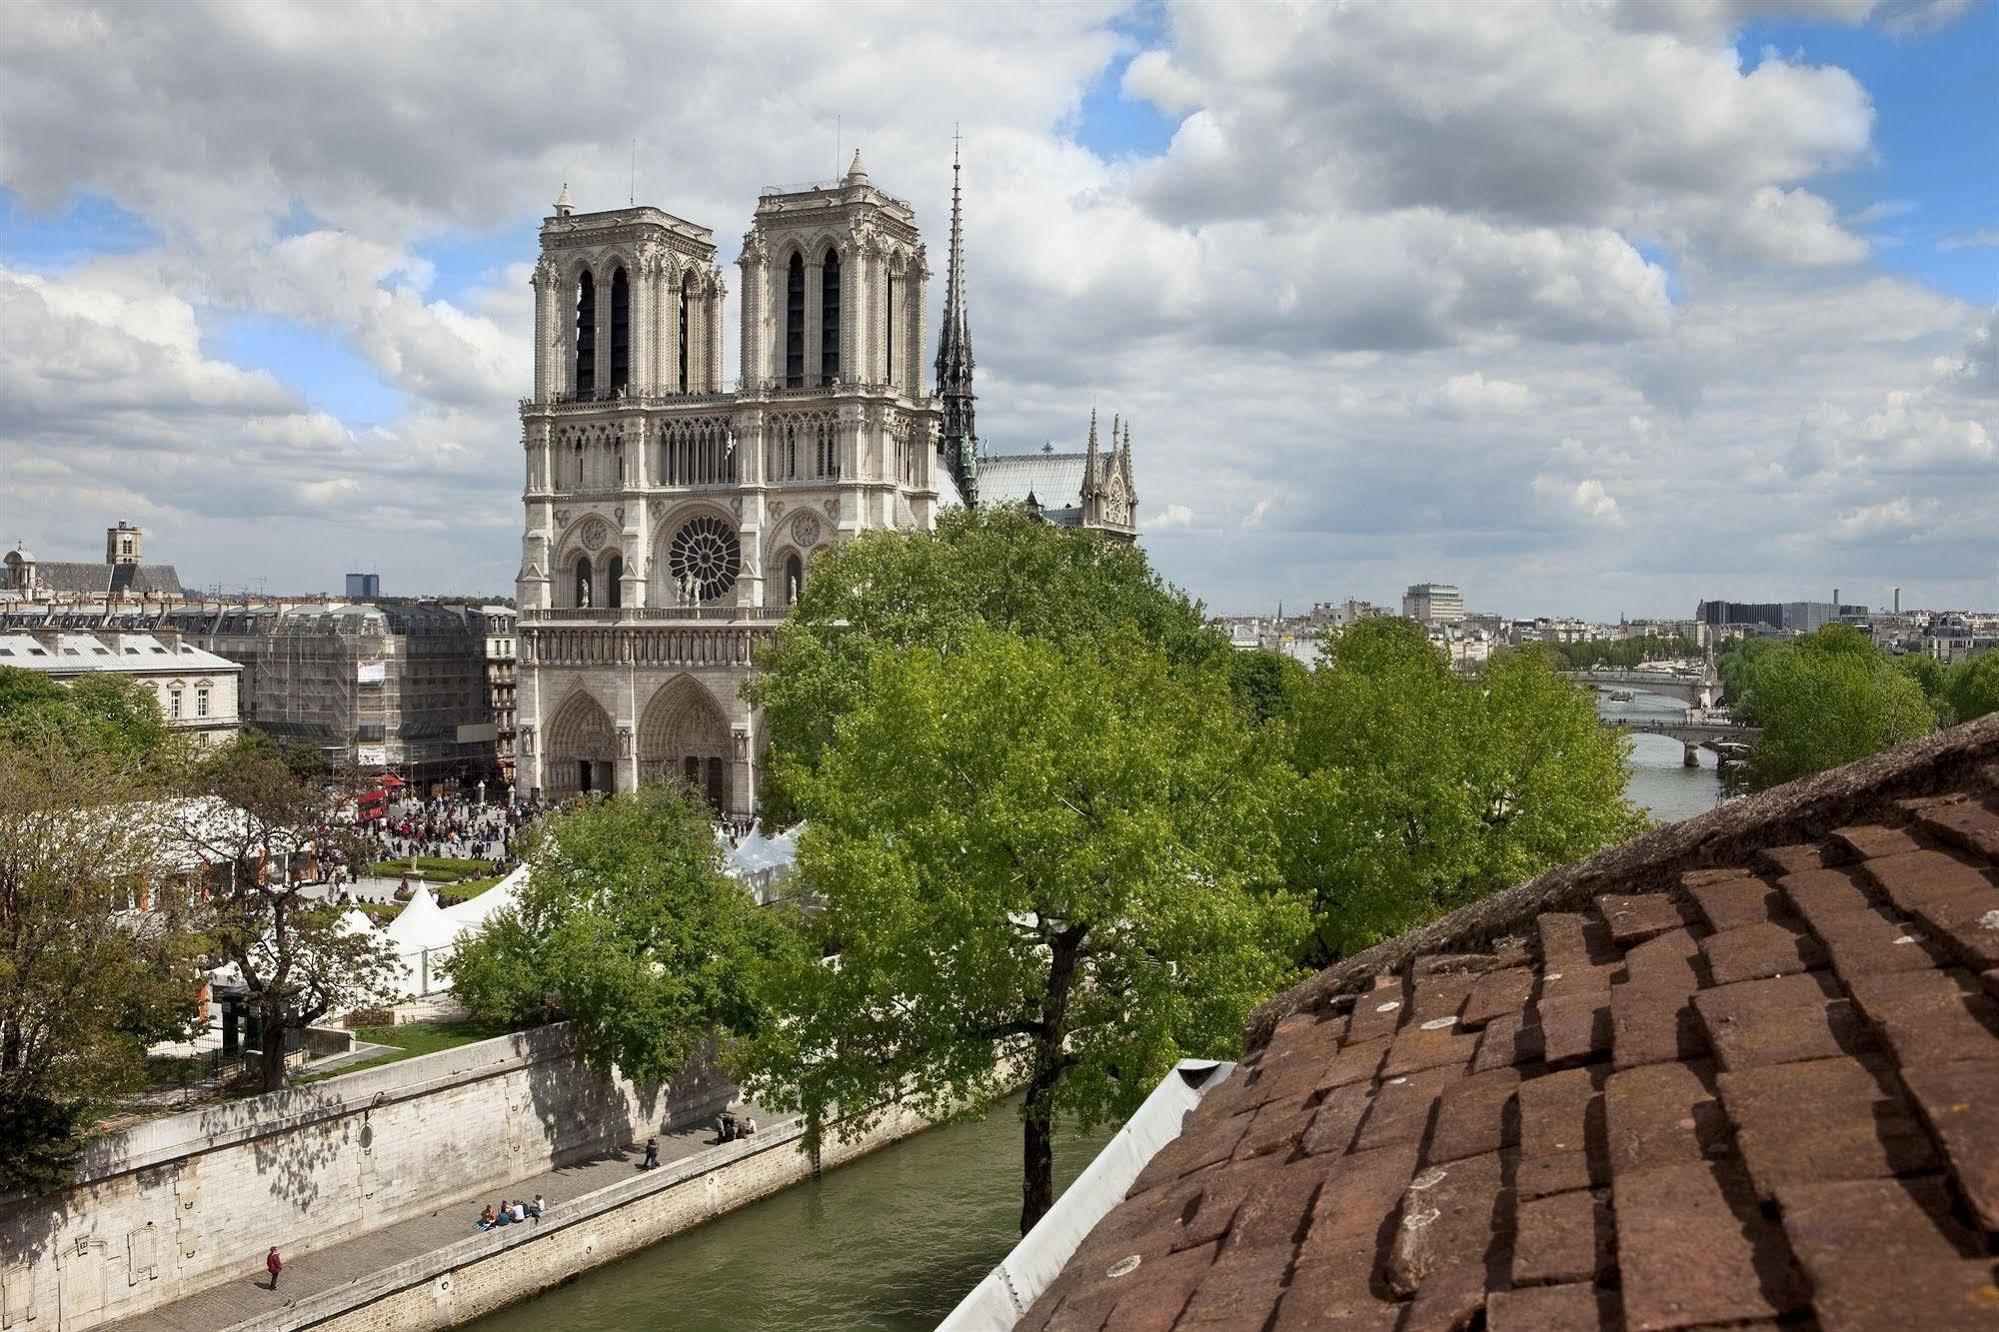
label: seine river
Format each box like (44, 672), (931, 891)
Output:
(472, 689), (1720, 1331)
(471, 1098), (1112, 1331)
(1601, 687), (1730, 824)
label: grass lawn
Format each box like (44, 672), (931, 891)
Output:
(300, 1017), (519, 1082)
(365, 856), (498, 884)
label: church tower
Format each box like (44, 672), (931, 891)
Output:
(934, 139), (978, 504)
(514, 158), (943, 815)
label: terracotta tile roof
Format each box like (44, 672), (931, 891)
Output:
(1018, 714), (1999, 1330)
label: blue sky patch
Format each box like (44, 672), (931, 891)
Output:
(0, 190), (160, 269)
(1737, 7), (1998, 304)
(204, 310), (406, 428)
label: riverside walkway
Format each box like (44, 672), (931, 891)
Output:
(103, 1108), (762, 1332)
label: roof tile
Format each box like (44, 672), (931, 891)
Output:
(1603, 1060), (1730, 1176)
(1685, 875), (1784, 931)
(1619, 926), (1707, 989)
(1300, 1080), (1374, 1159)
(1899, 1058), (1999, 1232)
(1717, 1056), (1938, 1199)
(1845, 968), (1999, 1067)
(1407, 973), (1479, 1022)
(1123, 1113), (1249, 1199)
(1910, 886), (1999, 972)
(1594, 892), (1690, 947)
(1861, 849), (1995, 913)
(1344, 974), (1411, 1045)
(1917, 801), (1999, 862)
(1776, 1176), (1999, 1332)
(1698, 918), (1829, 985)
(1379, 1019), (1479, 1079)
(1173, 1253), (1292, 1330)
(1425, 1067), (1522, 1166)
(1829, 823), (1925, 861)
(1385, 1149), (1512, 1298)
(1484, 1283), (1618, 1331)
(1512, 1187), (1613, 1286)
(1461, 966), (1536, 1030)
(1285, 1141), (1424, 1317)
(1351, 1065), (1462, 1153)
(1096, 1239), (1220, 1329)
(1614, 1161), (1805, 1331)
(1610, 979), (1707, 1070)
(1539, 912), (1615, 967)
(1516, 1067), (1608, 1199)
(1801, 901), (1941, 977)
(1537, 992), (1613, 1068)
(1692, 972), (1876, 1070)
(1472, 1014), (1546, 1072)
(1759, 842), (1841, 875)
(1312, 1038), (1390, 1097)
(1776, 865), (1877, 916)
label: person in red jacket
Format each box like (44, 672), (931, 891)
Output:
(266, 1247), (283, 1291)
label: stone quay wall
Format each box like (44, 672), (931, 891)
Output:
(0, 1025), (732, 1332)
(205, 1102), (936, 1332)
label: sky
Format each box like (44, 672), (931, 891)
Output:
(1, 0), (1993, 621)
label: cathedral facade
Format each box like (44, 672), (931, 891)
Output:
(515, 152), (949, 814)
(514, 151), (1133, 816)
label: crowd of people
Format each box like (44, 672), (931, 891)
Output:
(364, 791), (544, 867)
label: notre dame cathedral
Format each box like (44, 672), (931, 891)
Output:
(514, 150), (1138, 815)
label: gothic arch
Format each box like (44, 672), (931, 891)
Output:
(543, 690), (618, 796)
(636, 675), (731, 811)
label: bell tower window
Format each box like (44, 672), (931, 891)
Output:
(884, 271), (895, 387)
(785, 253), (805, 388)
(609, 267), (630, 393)
(574, 271), (596, 396)
(820, 250), (841, 384)
(606, 555), (624, 610)
(678, 283), (690, 392)
(574, 556), (594, 609)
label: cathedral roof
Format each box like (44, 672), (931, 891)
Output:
(976, 452), (1113, 515)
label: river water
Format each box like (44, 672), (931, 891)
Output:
(471, 1098), (1113, 1331)
(471, 689), (1720, 1332)
(1599, 687), (1730, 824)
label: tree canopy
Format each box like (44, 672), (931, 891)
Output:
(1280, 619), (1645, 961)
(746, 506), (1229, 822)
(739, 628), (1307, 1232)
(0, 676), (202, 1189)
(450, 785), (796, 1087)
(1726, 627), (1939, 790)
(1945, 653), (1999, 725)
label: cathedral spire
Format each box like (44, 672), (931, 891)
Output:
(935, 130), (978, 505)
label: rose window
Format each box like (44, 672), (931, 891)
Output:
(667, 516), (741, 603)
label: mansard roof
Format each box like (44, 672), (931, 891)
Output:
(1017, 713), (1999, 1330)
(24, 561), (184, 598)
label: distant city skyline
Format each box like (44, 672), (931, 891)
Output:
(2, 2), (1993, 621)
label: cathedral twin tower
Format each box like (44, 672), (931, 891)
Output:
(514, 148), (1130, 816)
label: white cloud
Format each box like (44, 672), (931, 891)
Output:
(1423, 372), (1539, 419)
(1144, 504), (1196, 532)
(1939, 228), (1999, 252)
(1240, 499), (1271, 530)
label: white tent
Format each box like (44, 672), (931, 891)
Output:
(725, 824), (801, 904)
(439, 863), (528, 932)
(383, 884), (457, 951)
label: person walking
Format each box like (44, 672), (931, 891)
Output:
(266, 1246), (283, 1291)
(642, 1136), (660, 1170)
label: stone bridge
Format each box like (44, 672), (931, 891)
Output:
(1571, 666), (1722, 709)
(1610, 715), (1762, 766)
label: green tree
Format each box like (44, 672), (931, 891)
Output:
(1945, 653), (1999, 724)
(176, 735), (397, 1091)
(1281, 620), (1644, 961)
(1717, 636), (1781, 719)
(0, 666), (180, 766)
(0, 729), (204, 1190)
(449, 785), (796, 1086)
(740, 629), (1307, 1233)
(746, 506), (1228, 823)
(1223, 646), (1309, 726)
(1741, 627), (1937, 790)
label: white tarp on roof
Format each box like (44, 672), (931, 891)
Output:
(725, 824), (801, 904)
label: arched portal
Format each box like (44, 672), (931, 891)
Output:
(636, 676), (730, 813)
(544, 691), (616, 797)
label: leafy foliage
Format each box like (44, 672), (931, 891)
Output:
(746, 506), (1228, 823)
(0, 666), (180, 765)
(1734, 627), (1938, 790)
(181, 733), (398, 1091)
(738, 629), (1308, 1232)
(0, 705), (203, 1189)
(449, 786), (796, 1087)
(1280, 620), (1645, 962)
(1945, 653), (1999, 725)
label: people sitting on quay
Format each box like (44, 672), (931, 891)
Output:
(476, 1204), (497, 1230)
(529, 1193), (545, 1220)
(715, 1112), (758, 1143)
(509, 1200), (526, 1223)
